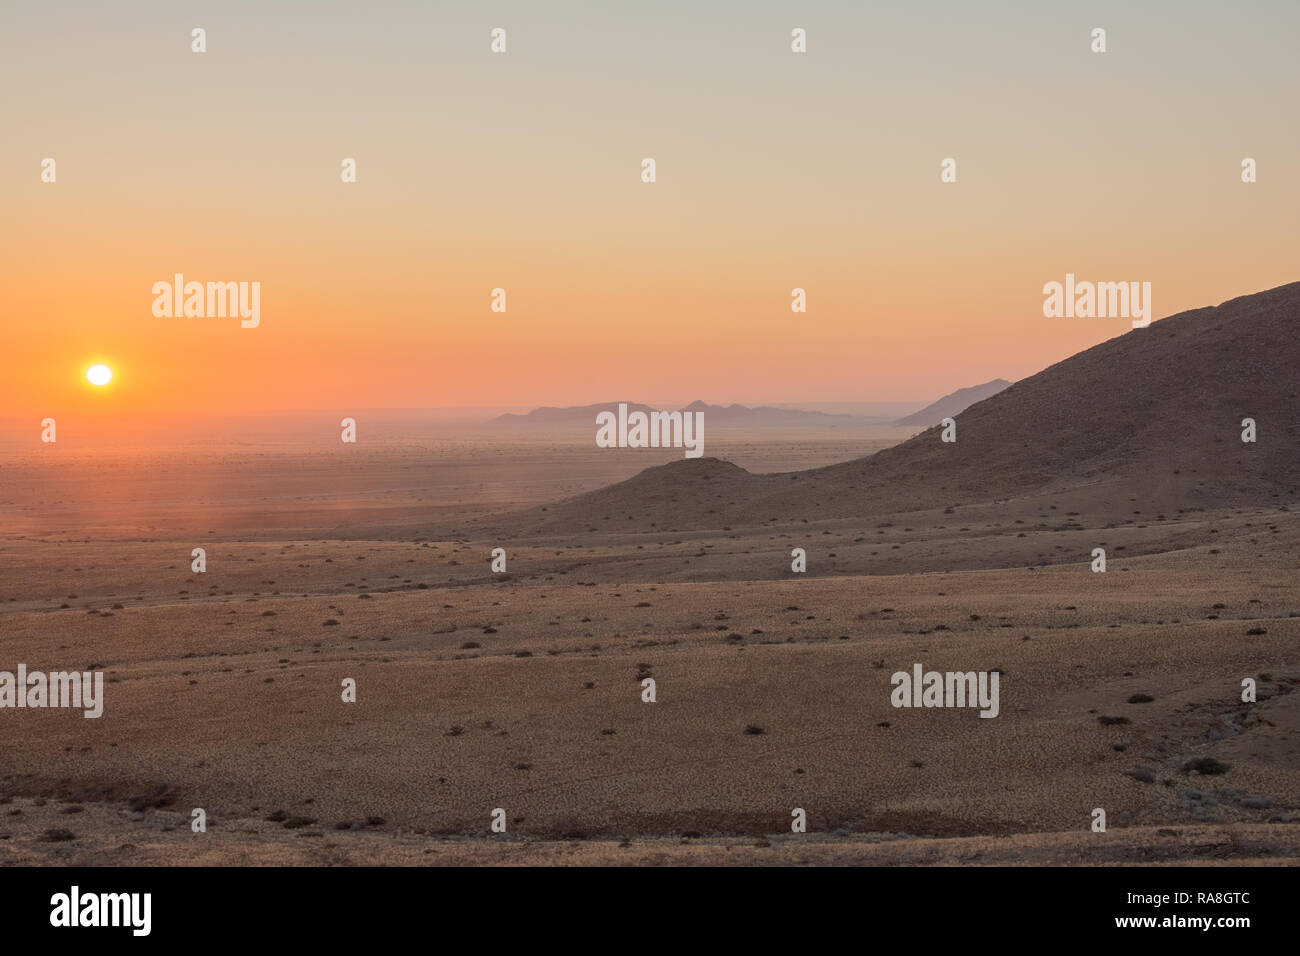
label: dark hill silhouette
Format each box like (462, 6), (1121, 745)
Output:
(509, 281), (1300, 533)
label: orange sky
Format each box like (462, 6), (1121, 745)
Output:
(3, 1), (1298, 423)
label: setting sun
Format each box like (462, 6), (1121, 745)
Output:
(86, 364), (113, 386)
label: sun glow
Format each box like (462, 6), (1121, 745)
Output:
(86, 364), (113, 386)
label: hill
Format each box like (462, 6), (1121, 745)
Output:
(894, 379), (1012, 426)
(510, 281), (1300, 533)
(491, 402), (658, 425)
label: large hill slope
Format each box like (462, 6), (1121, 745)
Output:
(506, 282), (1300, 534)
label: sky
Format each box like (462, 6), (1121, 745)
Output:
(3, 0), (1298, 422)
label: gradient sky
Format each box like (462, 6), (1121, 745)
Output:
(3, 0), (1298, 421)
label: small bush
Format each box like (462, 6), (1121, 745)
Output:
(1182, 757), (1230, 776)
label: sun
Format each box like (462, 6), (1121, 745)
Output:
(86, 364), (113, 387)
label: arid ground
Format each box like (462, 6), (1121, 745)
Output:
(1, 442), (1296, 865)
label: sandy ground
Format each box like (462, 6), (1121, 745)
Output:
(1, 437), (1296, 865)
(2, 796), (1293, 865)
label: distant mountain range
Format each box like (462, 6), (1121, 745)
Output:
(490, 401), (858, 426)
(893, 379), (1013, 427)
(491, 386), (1013, 429)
